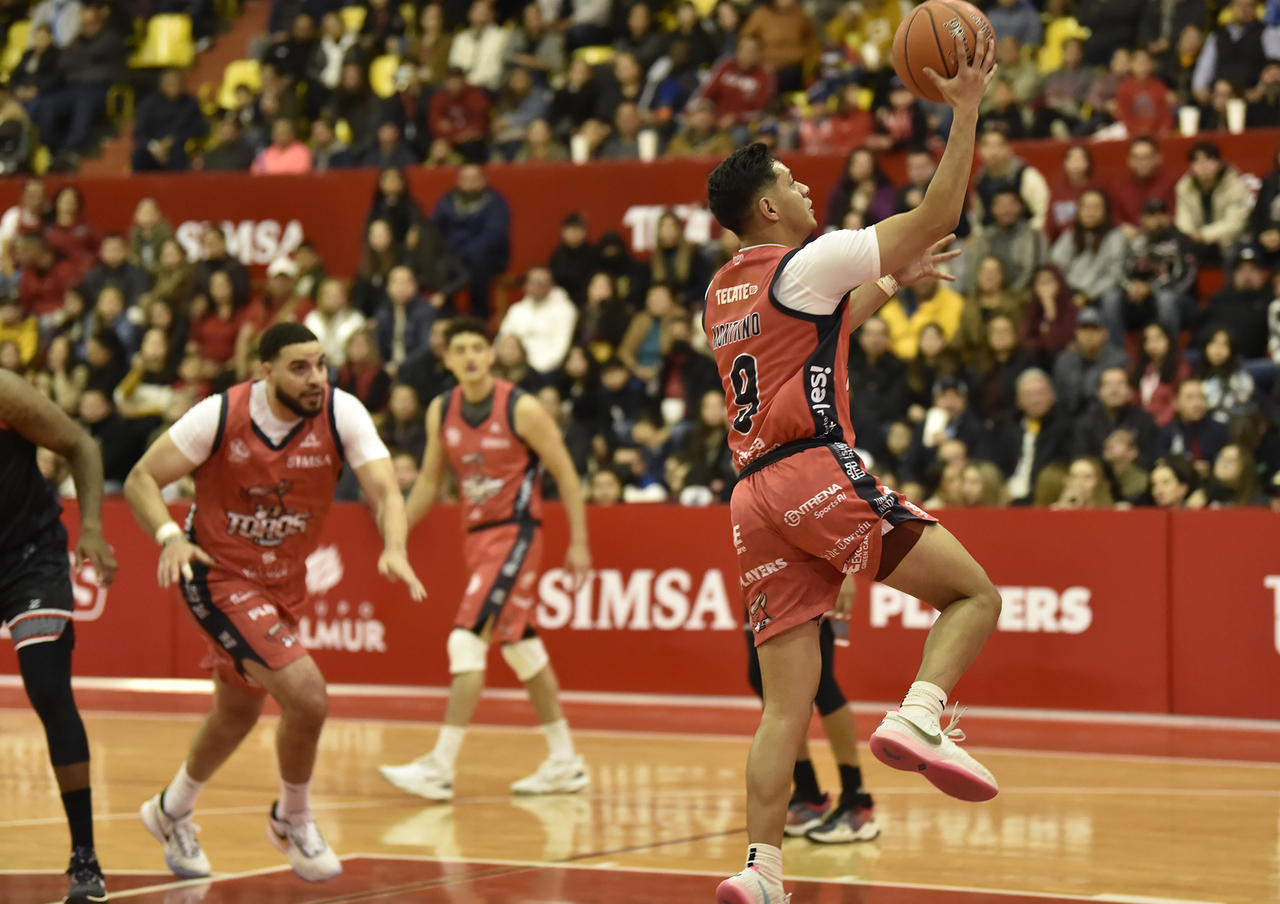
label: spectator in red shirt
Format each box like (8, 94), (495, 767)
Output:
(693, 34), (776, 143)
(44, 185), (99, 280)
(188, 269), (258, 383)
(1047, 145), (1103, 243)
(798, 82), (874, 155)
(1108, 136), (1179, 234)
(1114, 48), (1173, 138)
(428, 66), (492, 163)
(16, 232), (79, 316)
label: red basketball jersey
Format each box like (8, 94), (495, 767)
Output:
(440, 378), (543, 529)
(187, 381), (345, 597)
(703, 245), (855, 473)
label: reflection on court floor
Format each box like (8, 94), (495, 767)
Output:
(0, 683), (1274, 904)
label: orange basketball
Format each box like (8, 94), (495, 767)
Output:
(891, 0), (995, 104)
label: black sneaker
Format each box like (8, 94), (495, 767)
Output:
(65, 846), (108, 903)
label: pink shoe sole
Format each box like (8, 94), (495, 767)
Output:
(869, 728), (998, 803)
(717, 877), (780, 904)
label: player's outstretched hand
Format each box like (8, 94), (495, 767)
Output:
(158, 538), (214, 588)
(565, 542), (591, 591)
(925, 33), (996, 113)
(76, 526), (118, 587)
(379, 549), (427, 601)
(893, 234), (961, 287)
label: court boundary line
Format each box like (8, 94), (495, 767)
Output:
(0, 675), (1276, 733)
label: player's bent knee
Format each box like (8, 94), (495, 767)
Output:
(501, 636), (549, 682)
(448, 627), (489, 674)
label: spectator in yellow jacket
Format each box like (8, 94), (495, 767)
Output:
(877, 275), (965, 360)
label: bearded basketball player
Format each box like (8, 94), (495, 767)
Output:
(124, 323), (424, 882)
(703, 34), (1002, 904)
(0, 371), (117, 904)
(379, 317), (592, 800)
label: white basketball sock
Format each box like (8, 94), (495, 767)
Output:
(542, 718), (575, 760)
(161, 762), (205, 818)
(898, 680), (947, 725)
(745, 842), (783, 888)
(432, 725), (466, 769)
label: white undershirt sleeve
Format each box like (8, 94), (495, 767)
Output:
(167, 394), (224, 468)
(332, 388), (390, 469)
(770, 225), (882, 317)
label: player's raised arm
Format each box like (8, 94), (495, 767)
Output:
(873, 32), (996, 277)
(404, 395), (447, 530)
(512, 394), (590, 590)
(846, 234), (961, 330)
(0, 371), (116, 585)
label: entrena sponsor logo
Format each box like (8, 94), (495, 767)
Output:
(784, 484), (843, 527)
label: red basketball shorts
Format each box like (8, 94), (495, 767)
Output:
(732, 442), (936, 645)
(457, 521), (544, 644)
(180, 562), (308, 696)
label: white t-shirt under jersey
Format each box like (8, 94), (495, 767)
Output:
(169, 381), (389, 469)
(745, 225), (882, 317)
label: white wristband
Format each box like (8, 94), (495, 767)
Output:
(876, 275), (899, 297)
(155, 522), (183, 545)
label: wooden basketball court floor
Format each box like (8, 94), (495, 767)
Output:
(1, 679), (1277, 904)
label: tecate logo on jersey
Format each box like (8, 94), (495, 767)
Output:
(714, 282), (759, 305)
(784, 484), (843, 526)
(809, 365), (833, 411)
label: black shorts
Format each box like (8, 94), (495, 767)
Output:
(0, 520), (74, 651)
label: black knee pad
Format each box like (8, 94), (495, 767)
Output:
(17, 623), (89, 766)
(744, 628), (764, 700)
(813, 619), (847, 717)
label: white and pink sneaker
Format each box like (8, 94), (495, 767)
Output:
(716, 866), (789, 904)
(869, 705), (999, 802)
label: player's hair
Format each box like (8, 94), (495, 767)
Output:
(707, 142), (778, 236)
(259, 322), (319, 362)
(445, 317), (490, 346)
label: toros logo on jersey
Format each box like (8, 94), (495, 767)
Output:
(224, 481), (312, 547)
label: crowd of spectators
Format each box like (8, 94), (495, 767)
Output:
(8, 110), (1280, 512)
(90, 0), (1280, 175)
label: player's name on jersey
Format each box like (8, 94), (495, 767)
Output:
(709, 312), (762, 350)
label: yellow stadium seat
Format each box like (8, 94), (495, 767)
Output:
(335, 119), (353, 145)
(32, 144), (49, 175)
(369, 54), (399, 98)
(690, 0), (716, 16)
(340, 5), (366, 33)
(400, 3), (415, 33)
(574, 45), (613, 67)
(1037, 16), (1091, 73)
(217, 58), (261, 109)
(129, 14), (194, 68)
(1, 21), (30, 76)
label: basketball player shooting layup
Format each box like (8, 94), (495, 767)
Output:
(0, 371), (117, 904)
(380, 318), (592, 800)
(124, 322), (425, 883)
(704, 33), (1001, 904)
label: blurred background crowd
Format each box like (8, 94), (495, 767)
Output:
(0, 0), (1279, 171)
(3, 0), (1280, 513)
